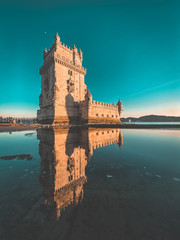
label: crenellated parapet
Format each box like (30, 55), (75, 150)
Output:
(91, 100), (118, 109)
(80, 90), (122, 124)
(40, 33), (86, 76)
(53, 52), (86, 75)
(40, 51), (86, 76)
(43, 43), (55, 60)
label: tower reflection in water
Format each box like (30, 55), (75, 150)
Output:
(37, 127), (123, 220)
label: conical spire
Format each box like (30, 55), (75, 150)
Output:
(79, 48), (83, 61)
(54, 33), (60, 43)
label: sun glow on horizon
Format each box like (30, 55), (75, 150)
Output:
(0, 103), (37, 118)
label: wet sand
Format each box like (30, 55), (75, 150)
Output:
(0, 124), (42, 132)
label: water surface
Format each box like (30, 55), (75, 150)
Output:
(0, 128), (180, 240)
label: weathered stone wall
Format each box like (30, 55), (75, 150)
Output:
(88, 101), (120, 123)
(80, 96), (122, 124)
(37, 62), (56, 123)
(53, 58), (86, 123)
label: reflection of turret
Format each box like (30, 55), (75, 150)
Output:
(118, 131), (123, 149)
(37, 127), (123, 220)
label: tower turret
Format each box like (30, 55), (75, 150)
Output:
(43, 48), (48, 60)
(117, 131), (123, 149)
(79, 49), (83, 62)
(85, 90), (92, 105)
(72, 44), (78, 53)
(117, 99), (123, 115)
(54, 33), (60, 50)
(54, 33), (60, 43)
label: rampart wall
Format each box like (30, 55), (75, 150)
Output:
(81, 99), (121, 124)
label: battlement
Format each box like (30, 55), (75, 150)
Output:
(54, 52), (86, 74)
(43, 41), (79, 58)
(41, 33), (86, 75)
(92, 100), (118, 109)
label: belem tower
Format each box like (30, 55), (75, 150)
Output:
(37, 33), (123, 124)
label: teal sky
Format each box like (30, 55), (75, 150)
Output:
(0, 0), (180, 117)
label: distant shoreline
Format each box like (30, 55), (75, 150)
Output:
(121, 114), (180, 122)
(88, 123), (180, 129)
(0, 123), (180, 132)
(0, 124), (41, 132)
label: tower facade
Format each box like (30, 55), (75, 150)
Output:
(37, 33), (87, 124)
(37, 34), (122, 125)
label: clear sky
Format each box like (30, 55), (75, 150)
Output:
(0, 0), (180, 117)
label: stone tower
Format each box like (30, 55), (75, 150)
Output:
(37, 33), (87, 124)
(37, 33), (123, 125)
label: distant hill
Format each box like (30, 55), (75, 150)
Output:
(121, 115), (180, 122)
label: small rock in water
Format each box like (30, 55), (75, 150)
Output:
(155, 175), (161, 178)
(173, 177), (180, 182)
(30, 171), (34, 174)
(25, 169), (28, 172)
(106, 175), (113, 178)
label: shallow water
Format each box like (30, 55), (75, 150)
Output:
(0, 128), (180, 240)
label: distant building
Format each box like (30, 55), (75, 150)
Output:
(0, 117), (14, 124)
(37, 33), (123, 124)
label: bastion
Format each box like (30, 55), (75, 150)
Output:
(37, 33), (123, 124)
